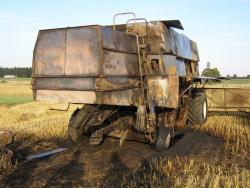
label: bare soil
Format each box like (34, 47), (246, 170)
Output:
(0, 129), (248, 187)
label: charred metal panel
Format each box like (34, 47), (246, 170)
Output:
(145, 22), (199, 62)
(161, 55), (186, 76)
(146, 22), (173, 54)
(206, 88), (225, 108)
(35, 89), (141, 106)
(101, 26), (137, 53)
(175, 59), (186, 76)
(171, 29), (199, 61)
(95, 88), (141, 106)
(34, 77), (139, 91)
(95, 78), (139, 91)
(161, 55), (177, 75)
(65, 27), (100, 75)
(148, 76), (179, 108)
(34, 29), (66, 75)
(35, 90), (96, 103)
(226, 89), (250, 108)
(102, 50), (139, 76)
(205, 88), (250, 111)
(33, 78), (95, 90)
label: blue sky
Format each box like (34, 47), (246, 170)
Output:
(0, 0), (249, 76)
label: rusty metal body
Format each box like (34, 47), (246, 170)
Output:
(204, 85), (250, 112)
(32, 21), (198, 108)
(32, 13), (205, 149)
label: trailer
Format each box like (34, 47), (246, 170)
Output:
(205, 85), (250, 112)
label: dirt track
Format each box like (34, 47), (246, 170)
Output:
(0, 129), (244, 187)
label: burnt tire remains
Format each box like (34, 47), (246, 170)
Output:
(68, 105), (102, 142)
(68, 104), (127, 145)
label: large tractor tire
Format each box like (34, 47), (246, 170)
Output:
(155, 126), (172, 151)
(187, 91), (208, 126)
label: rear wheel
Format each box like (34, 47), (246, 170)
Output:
(155, 126), (172, 151)
(187, 91), (208, 126)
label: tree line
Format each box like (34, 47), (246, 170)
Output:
(0, 67), (32, 77)
(202, 67), (250, 78)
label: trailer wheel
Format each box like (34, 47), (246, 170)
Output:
(68, 108), (81, 142)
(188, 91), (208, 126)
(155, 126), (172, 151)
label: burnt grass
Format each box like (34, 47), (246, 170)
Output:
(0, 128), (249, 187)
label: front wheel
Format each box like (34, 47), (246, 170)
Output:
(187, 91), (208, 126)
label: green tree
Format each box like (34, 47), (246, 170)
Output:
(232, 74), (237, 78)
(0, 67), (32, 77)
(202, 67), (221, 77)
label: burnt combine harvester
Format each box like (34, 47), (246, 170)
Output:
(32, 13), (209, 150)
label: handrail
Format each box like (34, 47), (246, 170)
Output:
(112, 12), (136, 48)
(126, 18), (148, 37)
(112, 12), (136, 31)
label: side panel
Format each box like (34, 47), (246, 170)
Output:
(175, 59), (186, 76)
(35, 90), (97, 103)
(34, 89), (141, 106)
(95, 78), (139, 91)
(171, 29), (199, 62)
(33, 77), (139, 91)
(205, 88), (250, 111)
(34, 29), (66, 75)
(33, 78), (95, 90)
(146, 22), (173, 54)
(65, 27), (100, 75)
(32, 26), (140, 93)
(101, 26), (137, 53)
(145, 22), (199, 62)
(33, 27), (101, 76)
(102, 50), (139, 76)
(147, 76), (179, 108)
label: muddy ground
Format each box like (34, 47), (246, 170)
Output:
(0, 129), (248, 187)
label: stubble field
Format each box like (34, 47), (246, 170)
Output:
(0, 79), (249, 187)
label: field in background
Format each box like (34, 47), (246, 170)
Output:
(0, 78), (32, 105)
(205, 79), (250, 90)
(220, 79), (250, 84)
